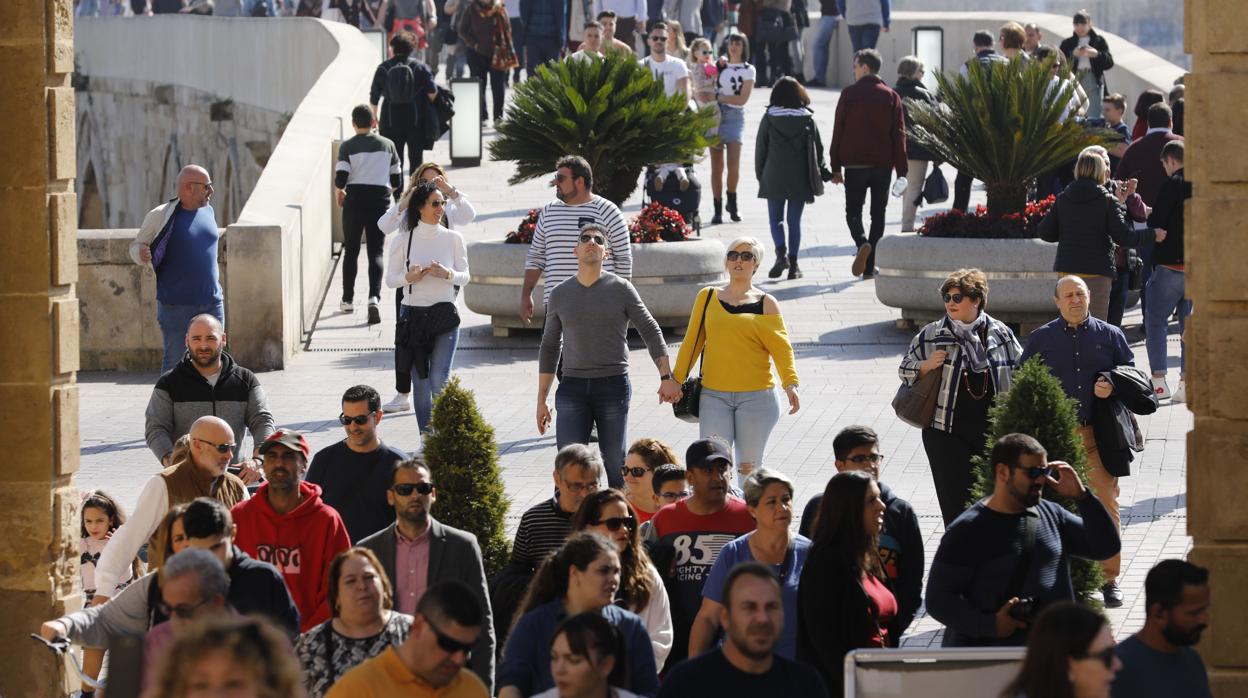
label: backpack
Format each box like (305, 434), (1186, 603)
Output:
(385, 59), (420, 106)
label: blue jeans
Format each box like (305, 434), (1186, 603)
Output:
(555, 374), (631, 489)
(156, 300), (224, 374)
(1144, 266), (1190, 377)
(847, 23), (881, 52)
(811, 15), (839, 83)
(699, 387), (781, 487)
(767, 198), (805, 255)
(411, 327), (460, 432)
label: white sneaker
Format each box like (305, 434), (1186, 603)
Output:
(339, 301), (353, 313)
(383, 392), (412, 413)
(1172, 380), (1186, 403)
(1152, 376), (1171, 401)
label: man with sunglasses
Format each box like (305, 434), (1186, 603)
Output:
(798, 425), (923, 644)
(926, 433), (1120, 648)
(537, 223), (679, 489)
(328, 579), (489, 697)
(308, 385), (411, 543)
(92, 416), (250, 609)
(359, 456), (496, 690)
(231, 429), (352, 632)
(139, 548), (233, 687)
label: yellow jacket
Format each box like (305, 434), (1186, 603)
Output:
(672, 287), (799, 392)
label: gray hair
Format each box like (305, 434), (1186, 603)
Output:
(726, 236), (765, 268)
(897, 55), (925, 79)
(554, 443), (603, 477)
(741, 468), (794, 507)
(162, 548), (229, 601)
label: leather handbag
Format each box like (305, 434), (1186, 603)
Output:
(922, 164), (949, 204)
(892, 368), (942, 429)
(807, 130), (825, 197)
(672, 290), (714, 423)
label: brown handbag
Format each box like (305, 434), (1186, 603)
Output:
(892, 368), (942, 429)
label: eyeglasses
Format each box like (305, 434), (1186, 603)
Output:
(579, 233), (606, 245)
(942, 293), (969, 304)
(339, 413), (374, 426)
(392, 482), (435, 496)
(194, 438), (236, 454)
(658, 489), (691, 501)
(594, 516), (636, 532)
(190, 181), (214, 189)
(561, 480), (600, 494)
(1015, 465), (1054, 480)
(846, 453), (885, 465)
(726, 250), (756, 262)
(429, 199), (446, 208)
(425, 616), (475, 656)
(158, 597), (212, 620)
(1079, 646), (1116, 669)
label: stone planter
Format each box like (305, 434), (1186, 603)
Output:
(875, 233), (1063, 327)
(464, 238), (727, 335)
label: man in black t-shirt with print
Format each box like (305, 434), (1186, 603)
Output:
(307, 385), (411, 542)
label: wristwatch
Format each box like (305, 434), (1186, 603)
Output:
(660, 373), (673, 381)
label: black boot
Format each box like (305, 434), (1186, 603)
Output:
(768, 247), (788, 279)
(787, 254), (803, 279)
(726, 192), (742, 222)
(711, 198), (723, 225)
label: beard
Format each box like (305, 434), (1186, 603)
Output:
(1161, 622), (1205, 647)
(399, 505), (429, 527)
(729, 622), (777, 660)
(191, 347), (222, 368)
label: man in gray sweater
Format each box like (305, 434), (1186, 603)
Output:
(536, 223), (682, 489)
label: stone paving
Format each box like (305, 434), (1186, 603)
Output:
(77, 83), (1192, 644)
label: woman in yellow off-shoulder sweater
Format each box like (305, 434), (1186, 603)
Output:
(673, 236), (800, 485)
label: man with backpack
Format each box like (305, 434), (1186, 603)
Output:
(370, 31), (440, 176)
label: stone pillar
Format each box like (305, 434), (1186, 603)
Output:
(1185, 2), (1248, 695)
(0, 0), (79, 695)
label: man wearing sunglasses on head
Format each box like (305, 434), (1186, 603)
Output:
(308, 385), (411, 543)
(231, 429), (352, 632)
(92, 415), (250, 609)
(926, 433), (1120, 649)
(537, 222), (681, 490)
(359, 456), (496, 691)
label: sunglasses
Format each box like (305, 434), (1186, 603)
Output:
(426, 617), (475, 656)
(726, 250), (756, 262)
(1079, 646), (1116, 669)
(658, 489), (691, 501)
(158, 598), (212, 620)
(339, 413), (374, 426)
(579, 233), (606, 245)
(621, 466), (651, 478)
(392, 482), (435, 496)
(650, 36), (667, 42)
(942, 293), (970, 304)
(595, 516), (636, 532)
(194, 438), (236, 454)
(846, 453), (885, 465)
(1016, 465), (1054, 480)
(429, 199), (446, 208)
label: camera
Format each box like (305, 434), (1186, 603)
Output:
(1008, 597), (1038, 623)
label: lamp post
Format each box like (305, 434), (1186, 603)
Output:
(450, 77), (483, 167)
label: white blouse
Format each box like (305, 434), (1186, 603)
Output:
(384, 221), (470, 307)
(638, 561), (674, 668)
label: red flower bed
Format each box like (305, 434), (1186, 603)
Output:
(628, 202), (694, 243)
(504, 209), (539, 244)
(918, 196), (1055, 239)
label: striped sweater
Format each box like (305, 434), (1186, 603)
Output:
(524, 196), (633, 305)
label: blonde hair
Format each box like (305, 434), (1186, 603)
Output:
(727, 236), (765, 268)
(999, 21), (1026, 50)
(1075, 150), (1109, 183)
(666, 20), (688, 55)
(407, 161), (448, 192)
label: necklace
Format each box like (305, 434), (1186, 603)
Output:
(962, 368), (990, 401)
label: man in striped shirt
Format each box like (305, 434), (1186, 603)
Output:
(519, 155), (633, 323)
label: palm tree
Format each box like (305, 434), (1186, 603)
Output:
(489, 52), (717, 206)
(906, 55), (1114, 219)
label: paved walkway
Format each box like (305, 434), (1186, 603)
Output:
(78, 84), (1192, 643)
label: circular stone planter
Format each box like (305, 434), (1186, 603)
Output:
(875, 233), (1063, 327)
(464, 238), (727, 335)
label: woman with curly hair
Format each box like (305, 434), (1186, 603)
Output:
(572, 489), (673, 666)
(621, 438), (681, 522)
(146, 615), (303, 698)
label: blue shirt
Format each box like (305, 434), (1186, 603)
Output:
(1019, 315), (1134, 424)
(498, 599), (658, 696)
(154, 205), (222, 306)
(1110, 635), (1211, 698)
(701, 534), (810, 660)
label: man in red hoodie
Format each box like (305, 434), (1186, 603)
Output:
(232, 429), (351, 631)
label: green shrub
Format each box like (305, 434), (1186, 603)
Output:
(423, 376), (511, 577)
(969, 357), (1105, 605)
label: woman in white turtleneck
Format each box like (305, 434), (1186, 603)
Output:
(384, 181), (470, 433)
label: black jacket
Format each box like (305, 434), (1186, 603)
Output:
(1092, 365), (1158, 477)
(1059, 29), (1114, 85)
(797, 547), (886, 698)
(1039, 179), (1147, 278)
(395, 301), (461, 379)
(1147, 169), (1190, 267)
(893, 76), (939, 162)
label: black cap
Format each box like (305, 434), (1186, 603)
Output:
(686, 437), (732, 469)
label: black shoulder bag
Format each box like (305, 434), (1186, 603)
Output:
(672, 289), (714, 423)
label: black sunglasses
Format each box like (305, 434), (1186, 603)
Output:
(426, 617), (475, 656)
(339, 413), (374, 426)
(650, 35), (667, 41)
(579, 233), (606, 245)
(942, 292), (969, 304)
(194, 438), (236, 454)
(158, 597), (212, 620)
(429, 199), (446, 208)
(1080, 646), (1116, 669)
(621, 466), (651, 478)
(1016, 465), (1054, 480)
(392, 482), (435, 496)
(595, 516), (636, 532)
(726, 250), (756, 262)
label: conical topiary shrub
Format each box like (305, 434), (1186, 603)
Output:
(969, 357), (1105, 605)
(488, 52), (718, 206)
(422, 376), (511, 577)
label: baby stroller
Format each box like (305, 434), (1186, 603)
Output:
(644, 166), (702, 235)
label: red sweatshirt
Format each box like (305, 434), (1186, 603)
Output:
(231, 481), (351, 632)
(829, 74), (909, 177)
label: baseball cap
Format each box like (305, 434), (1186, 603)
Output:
(258, 429), (310, 460)
(686, 437), (732, 469)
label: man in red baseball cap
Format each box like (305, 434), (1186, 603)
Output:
(231, 429), (352, 631)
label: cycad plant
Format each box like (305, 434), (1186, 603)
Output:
(490, 52), (718, 206)
(906, 55), (1113, 219)
(969, 358), (1104, 605)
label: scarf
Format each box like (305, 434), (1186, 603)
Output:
(477, 1), (519, 71)
(949, 312), (991, 374)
